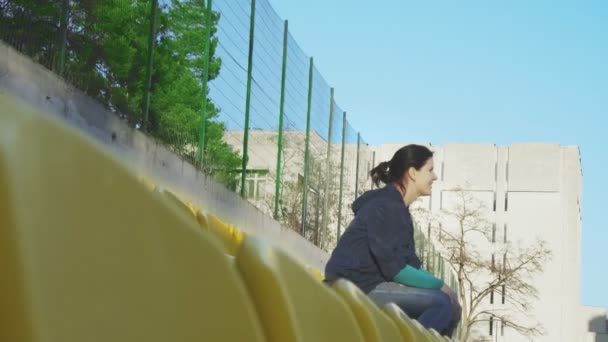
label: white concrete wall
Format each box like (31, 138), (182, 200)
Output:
(508, 191), (562, 341)
(508, 144), (561, 192)
(442, 143), (497, 191)
(0, 41), (329, 271)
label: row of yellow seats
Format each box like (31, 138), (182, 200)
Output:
(0, 94), (448, 341)
(153, 189), (449, 341)
(236, 235), (450, 342)
(155, 188), (448, 341)
(152, 188), (244, 255)
(149, 184), (327, 282)
(149, 188), (448, 341)
(128, 180), (441, 341)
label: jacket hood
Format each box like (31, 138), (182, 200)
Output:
(351, 183), (402, 214)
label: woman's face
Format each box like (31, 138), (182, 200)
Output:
(411, 158), (438, 196)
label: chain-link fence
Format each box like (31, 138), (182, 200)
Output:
(1, 0), (451, 270)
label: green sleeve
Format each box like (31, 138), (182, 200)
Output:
(392, 265), (444, 289)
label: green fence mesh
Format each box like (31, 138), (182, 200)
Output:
(1, 0), (456, 278)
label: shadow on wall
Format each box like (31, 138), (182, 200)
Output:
(589, 315), (608, 342)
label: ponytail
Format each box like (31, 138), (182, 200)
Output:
(370, 161), (391, 187)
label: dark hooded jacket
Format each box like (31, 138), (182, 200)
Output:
(324, 183), (421, 293)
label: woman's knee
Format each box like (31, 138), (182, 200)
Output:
(416, 291), (454, 332)
(431, 291), (448, 305)
(432, 292), (454, 320)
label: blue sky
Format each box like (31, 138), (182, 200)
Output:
(268, 0), (607, 308)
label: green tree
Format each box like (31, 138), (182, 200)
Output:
(152, 0), (240, 188)
(0, 0), (241, 188)
(0, 0), (61, 69)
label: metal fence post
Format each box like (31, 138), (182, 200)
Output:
(337, 111), (347, 238)
(142, 0), (158, 131)
(57, 0), (69, 76)
(354, 132), (361, 199)
(240, 0), (256, 197)
(300, 57), (314, 235)
(321, 88), (334, 244)
(274, 19), (289, 218)
(198, 0), (214, 166)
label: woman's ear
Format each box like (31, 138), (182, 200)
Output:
(407, 167), (417, 182)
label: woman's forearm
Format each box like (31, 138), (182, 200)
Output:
(392, 265), (443, 289)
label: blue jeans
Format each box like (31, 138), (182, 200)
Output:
(368, 282), (461, 337)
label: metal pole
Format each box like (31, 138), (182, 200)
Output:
(421, 238), (426, 268)
(198, 0), (214, 166)
(142, 0), (158, 131)
(370, 151), (376, 189)
(240, 0), (256, 197)
(431, 244), (436, 274)
(300, 57), (314, 235)
(321, 88), (334, 243)
(274, 20), (289, 218)
(57, 0), (69, 76)
(354, 132), (361, 199)
(336, 111), (347, 238)
(315, 165), (322, 246)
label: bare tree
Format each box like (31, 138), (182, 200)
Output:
(413, 189), (552, 342)
(258, 133), (306, 231)
(255, 134), (341, 251)
(251, 132), (367, 252)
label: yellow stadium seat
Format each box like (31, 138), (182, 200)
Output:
(414, 320), (442, 341)
(331, 279), (402, 342)
(305, 265), (325, 282)
(183, 201), (198, 216)
(383, 302), (433, 342)
(232, 225), (245, 247)
(430, 328), (448, 341)
(0, 94), (266, 342)
(195, 210), (209, 231)
(235, 235), (366, 342)
(207, 213), (243, 255)
(139, 177), (157, 192)
(159, 189), (197, 219)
